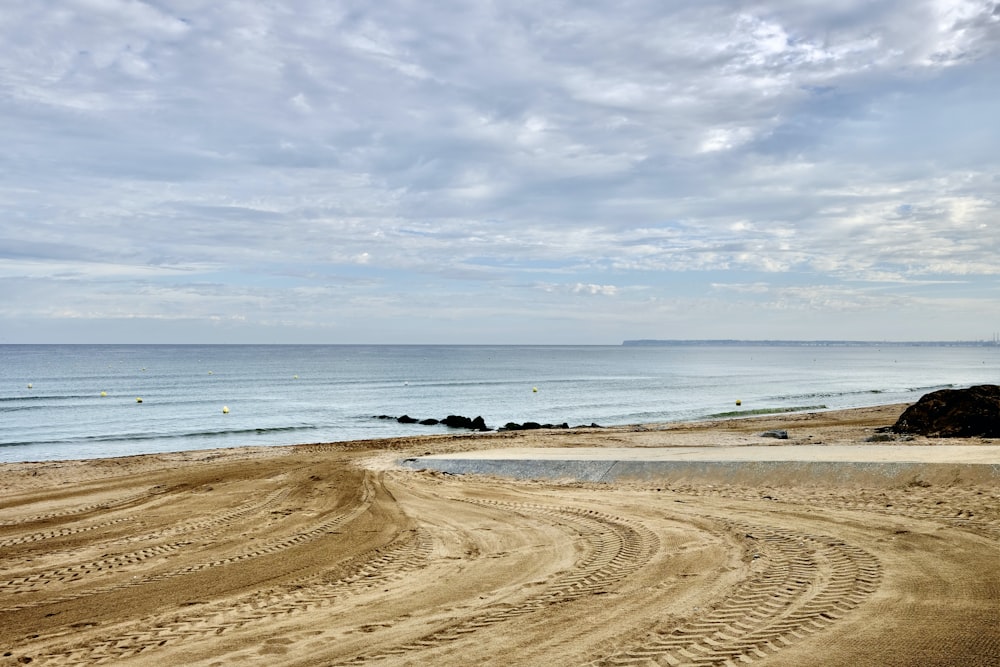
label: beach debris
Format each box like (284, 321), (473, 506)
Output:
(891, 384), (1000, 437)
(759, 429), (788, 439)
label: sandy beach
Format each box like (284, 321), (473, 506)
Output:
(1, 403), (998, 666)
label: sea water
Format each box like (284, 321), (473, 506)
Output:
(1, 344), (997, 462)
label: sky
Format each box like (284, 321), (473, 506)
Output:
(1, 1), (999, 344)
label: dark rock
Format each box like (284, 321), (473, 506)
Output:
(891, 384), (1000, 437)
(441, 415), (490, 431)
(503, 422), (543, 431)
(499, 421), (570, 431)
(379, 414), (490, 430)
(442, 415), (472, 428)
(759, 429), (788, 439)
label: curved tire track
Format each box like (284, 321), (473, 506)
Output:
(0, 490), (291, 594)
(339, 498), (660, 665)
(665, 485), (1000, 540)
(37, 528), (434, 665)
(593, 520), (881, 666)
(0, 488), (165, 528)
(1, 480), (372, 614)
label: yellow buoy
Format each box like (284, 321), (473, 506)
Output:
(100, 391), (107, 397)
(208, 371), (213, 375)
(736, 399), (742, 406)
(222, 405), (229, 414)
(293, 375), (299, 379)
(27, 383), (33, 389)
(136, 397), (143, 403)
(532, 386), (538, 393)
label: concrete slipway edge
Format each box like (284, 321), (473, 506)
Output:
(399, 445), (1000, 487)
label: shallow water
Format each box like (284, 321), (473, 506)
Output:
(2, 343), (997, 462)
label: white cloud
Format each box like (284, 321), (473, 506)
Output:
(572, 283), (619, 296)
(0, 0), (997, 342)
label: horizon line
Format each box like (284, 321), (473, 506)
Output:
(1, 339), (999, 347)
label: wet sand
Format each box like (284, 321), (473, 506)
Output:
(1, 404), (998, 665)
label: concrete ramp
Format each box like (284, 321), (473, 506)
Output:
(400, 445), (1000, 487)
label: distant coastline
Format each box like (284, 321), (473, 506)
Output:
(622, 339), (1000, 347)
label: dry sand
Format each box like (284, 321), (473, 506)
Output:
(1, 404), (998, 666)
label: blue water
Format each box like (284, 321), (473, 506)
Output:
(1, 344), (997, 462)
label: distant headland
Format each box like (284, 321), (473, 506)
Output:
(622, 338), (1000, 347)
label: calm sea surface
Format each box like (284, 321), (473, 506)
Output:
(1, 344), (997, 462)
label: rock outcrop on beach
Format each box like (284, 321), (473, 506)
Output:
(499, 421), (569, 431)
(891, 384), (1000, 437)
(502, 421), (563, 431)
(441, 415), (489, 430)
(374, 414), (490, 431)
(374, 415), (597, 432)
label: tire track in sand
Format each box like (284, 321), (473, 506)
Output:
(30, 478), (436, 665)
(38, 530), (434, 665)
(0, 489), (290, 594)
(0, 516), (136, 549)
(1, 480), (371, 615)
(593, 520), (881, 666)
(0, 488), (288, 550)
(338, 498), (659, 665)
(665, 485), (1000, 540)
(0, 488), (165, 528)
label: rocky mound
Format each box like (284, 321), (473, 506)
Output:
(374, 415), (602, 432)
(891, 384), (1000, 437)
(499, 421), (569, 431)
(374, 414), (490, 431)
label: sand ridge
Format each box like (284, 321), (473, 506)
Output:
(0, 404), (998, 665)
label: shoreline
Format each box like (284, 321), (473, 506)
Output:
(0, 402), (920, 467)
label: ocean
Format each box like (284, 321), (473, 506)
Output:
(1, 344), (997, 463)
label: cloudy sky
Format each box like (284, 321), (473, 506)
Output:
(1, 1), (998, 344)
